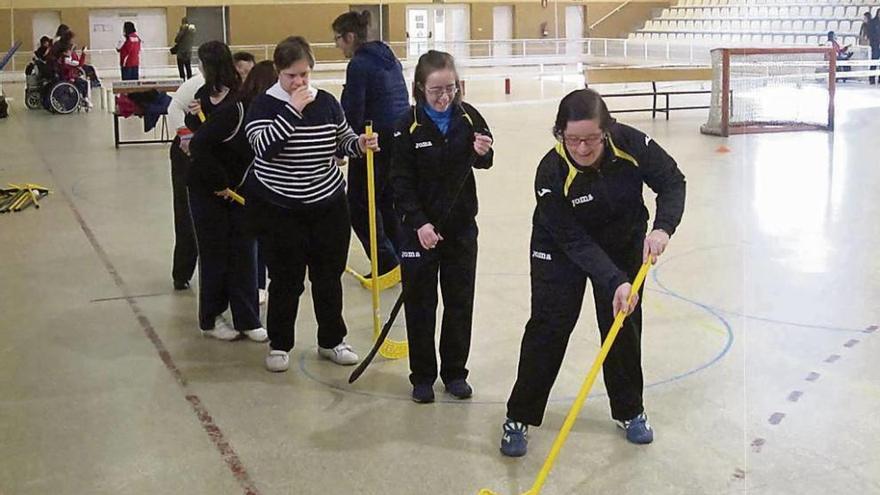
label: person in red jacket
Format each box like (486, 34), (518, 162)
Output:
(116, 22), (141, 80)
(50, 31), (93, 107)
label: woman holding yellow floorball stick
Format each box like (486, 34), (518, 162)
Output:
(497, 88), (686, 460)
(479, 257), (653, 495)
(187, 59), (277, 342)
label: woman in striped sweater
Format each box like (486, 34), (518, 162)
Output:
(244, 36), (379, 372)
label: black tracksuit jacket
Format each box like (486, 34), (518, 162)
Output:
(390, 102), (493, 233)
(532, 122), (686, 292)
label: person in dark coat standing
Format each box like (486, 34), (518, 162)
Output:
(868, 10), (880, 85)
(173, 17), (196, 80)
(333, 11), (410, 286)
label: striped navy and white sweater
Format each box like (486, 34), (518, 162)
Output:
(244, 82), (362, 209)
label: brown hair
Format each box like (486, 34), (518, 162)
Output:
(553, 89), (616, 138)
(332, 11), (371, 43)
(273, 36), (315, 70)
(239, 61), (277, 105)
(413, 50), (461, 105)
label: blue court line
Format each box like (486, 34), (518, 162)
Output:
(299, 264), (735, 404)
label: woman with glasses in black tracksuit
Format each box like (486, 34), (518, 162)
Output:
(498, 89), (686, 457)
(391, 50), (494, 404)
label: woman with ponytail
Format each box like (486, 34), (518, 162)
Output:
(332, 10), (410, 285)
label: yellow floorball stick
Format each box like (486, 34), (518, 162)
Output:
(227, 189), (245, 206)
(478, 256), (654, 495)
(364, 121), (408, 360)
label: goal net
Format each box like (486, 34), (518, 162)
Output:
(701, 47), (836, 137)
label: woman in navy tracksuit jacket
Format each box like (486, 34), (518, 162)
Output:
(333, 11), (410, 280)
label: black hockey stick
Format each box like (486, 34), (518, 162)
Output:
(349, 128), (489, 384)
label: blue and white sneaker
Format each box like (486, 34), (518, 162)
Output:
(616, 412), (654, 444)
(500, 419), (529, 457)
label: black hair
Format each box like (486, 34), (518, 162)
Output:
(332, 11), (371, 43)
(39, 36), (51, 45)
(49, 36), (72, 59)
(239, 60), (277, 105)
(553, 89), (616, 138)
(233, 51), (256, 64)
(55, 24), (70, 38)
(198, 41), (241, 95)
(273, 36), (315, 70)
(123, 22), (136, 36)
(413, 50), (461, 105)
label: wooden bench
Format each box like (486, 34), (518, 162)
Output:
(584, 66), (714, 120)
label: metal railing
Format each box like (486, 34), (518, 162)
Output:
(6, 36), (857, 83)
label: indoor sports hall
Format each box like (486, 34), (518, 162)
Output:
(1, 1), (878, 494)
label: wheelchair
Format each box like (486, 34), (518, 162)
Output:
(24, 59), (86, 115)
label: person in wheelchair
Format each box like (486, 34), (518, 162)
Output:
(34, 36), (52, 61)
(24, 34), (90, 114)
(48, 33), (93, 109)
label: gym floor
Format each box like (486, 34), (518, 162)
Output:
(1, 77), (878, 495)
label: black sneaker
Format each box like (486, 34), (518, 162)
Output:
(173, 280), (190, 291)
(500, 419), (528, 457)
(444, 379), (473, 399)
(412, 384), (435, 403)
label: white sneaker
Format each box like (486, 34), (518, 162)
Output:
(318, 342), (360, 366)
(243, 327), (268, 342)
(202, 320), (239, 341)
(258, 289), (268, 305)
(265, 350), (290, 372)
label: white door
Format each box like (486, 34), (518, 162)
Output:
(492, 6), (513, 58)
(32, 11), (60, 49)
(89, 9), (167, 72)
(407, 8), (431, 58)
(565, 6), (584, 56)
(407, 5), (470, 59)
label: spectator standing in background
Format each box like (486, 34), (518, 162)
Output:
(116, 21), (142, 81)
(173, 17), (196, 80)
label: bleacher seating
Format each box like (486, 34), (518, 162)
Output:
(630, 0), (880, 46)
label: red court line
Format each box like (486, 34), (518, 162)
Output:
(58, 187), (261, 495)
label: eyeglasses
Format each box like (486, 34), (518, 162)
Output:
(562, 133), (605, 148)
(424, 84), (458, 98)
